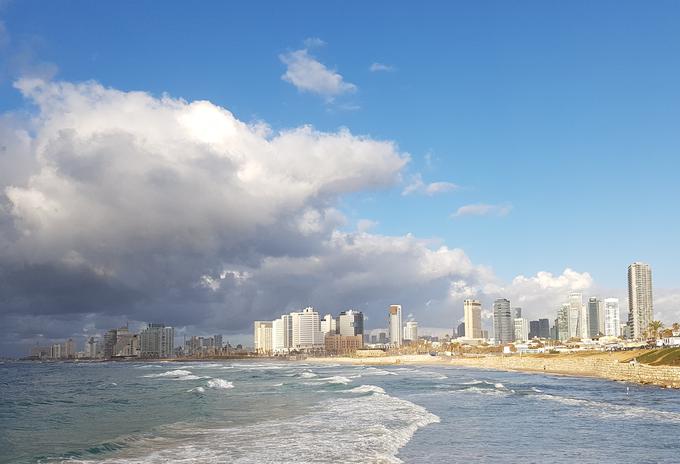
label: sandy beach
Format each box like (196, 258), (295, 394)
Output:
(307, 351), (680, 389)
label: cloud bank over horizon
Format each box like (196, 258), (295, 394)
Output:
(0, 78), (675, 355)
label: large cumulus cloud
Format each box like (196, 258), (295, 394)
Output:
(1, 79), (673, 355)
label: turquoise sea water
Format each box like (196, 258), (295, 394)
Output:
(2, 360), (680, 463)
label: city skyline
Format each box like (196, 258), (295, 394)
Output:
(1, 2), (679, 356)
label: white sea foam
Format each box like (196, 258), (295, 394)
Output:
(142, 369), (193, 378)
(347, 385), (386, 394)
(299, 371), (318, 378)
(461, 386), (511, 397)
(142, 370), (208, 381)
(461, 380), (483, 385)
(319, 375), (352, 385)
(80, 388), (438, 464)
(187, 386), (205, 394)
(206, 379), (234, 390)
(494, 383), (505, 389)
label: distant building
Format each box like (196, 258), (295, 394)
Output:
(628, 262), (653, 339)
(139, 323), (174, 358)
(587, 297), (601, 338)
(456, 322), (465, 338)
(103, 328), (117, 359)
(325, 334), (363, 355)
(378, 332), (388, 344)
(290, 307), (324, 353)
(493, 298), (514, 344)
(214, 335), (223, 349)
(514, 318), (529, 342)
(272, 314), (292, 354)
(464, 299), (482, 339)
(338, 310), (364, 336)
(568, 293), (583, 339)
(320, 314), (337, 335)
(388, 305), (403, 347)
(529, 320), (540, 339)
(253, 321), (273, 354)
(557, 303), (570, 341)
(538, 318), (550, 339)
(604, 298), (621, 337)
(513, 307), (522, 319)
(404, 321), (418, 341)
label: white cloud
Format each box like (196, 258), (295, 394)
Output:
(280, 48), (356, 101)
(356, 219), (378, 232)
(453, 203), (512, 217)
(369, 62), (394, 72)
(303, 37), (326, 48)
(402, 173), (458, 196)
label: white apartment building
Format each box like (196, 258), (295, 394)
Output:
(253, 321), (273, 354)
(604, 298), (621, 337)
(272, 314), (292, 354)
(389, 305), (403, 347)
(320, 314), (336, 334)
(514, 317), (529, 342)
(404, 320), (418, 341)
(291, 307), (324, 352)
(464, 299), (482, 339)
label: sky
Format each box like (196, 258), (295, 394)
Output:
(0, 1), (679, 355)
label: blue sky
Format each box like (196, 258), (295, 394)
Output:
(5, 0), (676, 287)
(0, 1), (679, 352)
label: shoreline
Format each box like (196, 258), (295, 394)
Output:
(305, 352), (680, 389)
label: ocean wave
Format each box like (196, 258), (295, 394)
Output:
(187, 386), (205, 394)
(74, 389), (438, 463)
(299, 371), (318, 378)
(534, 393), (680, 423)
(319, 376), (352, 385)
(347, 385), (386, 395)
(206, 379), (234, 390)
(142, 370), (208, 381)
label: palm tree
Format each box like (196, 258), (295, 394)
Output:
(647, 320), (664, 339)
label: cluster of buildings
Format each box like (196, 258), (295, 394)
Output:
(459, 262), (658, 345)
(30, 323), (177, 360)
(254, 304), (425, 356)
(254, 307), (366, 355)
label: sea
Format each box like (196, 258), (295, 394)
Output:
(2, 359), (680, 463)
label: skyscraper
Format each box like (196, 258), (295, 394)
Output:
(557, 303), (570, 341)
(513, 307), (522, 319)
(139, 323), (174, 358)
(253, 321), (273, 354)
(604, 298), (621, 337)
(538, 318), (550, 339)
(568, 292), (583, 339)
(272, 314), (292, 353)
(628, 262), (653, 339)
(529, 320), (540, 339)
(514, 318), (530, 342)
(587, 297), (601, 338)
(337, 310), (364, 336)
(456, 322), (465, 338)
(404, 321), (418, 341)
(290, 307), (324, 352)
(493, 298), (514, 343)
(388, 305), (403, 346)
(464, 299), (482, 339)
(320, 314), (336, 334)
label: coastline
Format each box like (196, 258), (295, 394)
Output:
(306, 351), (680, 389)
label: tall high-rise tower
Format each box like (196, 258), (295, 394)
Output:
(464, 299), (482, 339)
(493, 298), (514, 343)
(628, 262), (653, 339)
(388, 305), (403, 347)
